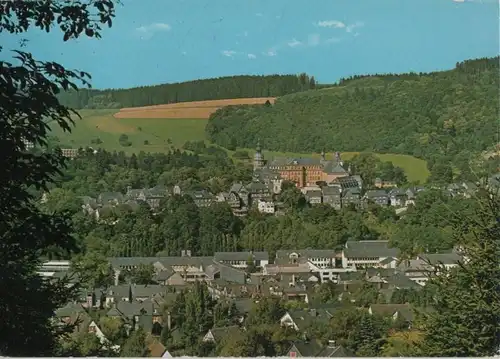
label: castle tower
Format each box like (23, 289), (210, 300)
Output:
(253, 139), (265, 171)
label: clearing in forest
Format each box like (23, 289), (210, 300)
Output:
(113, 97), (276, 119)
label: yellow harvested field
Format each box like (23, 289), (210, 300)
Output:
(113, 97), (276, 119)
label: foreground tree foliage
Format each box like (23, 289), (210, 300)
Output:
(416, 190), (500, 356)
(0, 0), (116, 355)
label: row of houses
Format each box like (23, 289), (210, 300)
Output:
(41, 240), (463, 290)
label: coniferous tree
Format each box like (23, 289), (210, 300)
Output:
(416, 189), (500, 357)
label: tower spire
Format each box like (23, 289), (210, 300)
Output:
(256, 138), (261, 153)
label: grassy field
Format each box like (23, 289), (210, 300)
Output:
(50, 109), (429, 183)
(50, 109), (207, 154)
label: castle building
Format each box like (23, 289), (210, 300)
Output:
(253, 143), (349, 188)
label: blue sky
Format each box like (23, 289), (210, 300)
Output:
(2, 0), (499, 89)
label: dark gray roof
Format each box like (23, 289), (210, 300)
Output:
(189, 190), (214, 200)
(331, 176), (361, 189)
(268, 157), (322, 167)
(214, 251), (269, 262)
(230, 183), (247, 194)
(418, 252), (462, 265)
(321, 186), (341, 195)
(344, 240), (399, 258)
(108, 256), (214, 268)
(305, 190), (322, 199)
(219, 264), (246, 284)
(276, 249), (336, 260)
(370, 303), (414, 322)
(365, 190), (388, 198)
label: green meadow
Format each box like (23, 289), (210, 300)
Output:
(50, 109), (429, 183)
(49, 110), (207, 155)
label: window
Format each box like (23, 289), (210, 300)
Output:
(290, 352), (297, 358)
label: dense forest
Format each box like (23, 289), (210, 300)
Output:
(57, 73), (319, 109)
(206, 57), (500, 181)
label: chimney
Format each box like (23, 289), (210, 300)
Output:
(328, 340), (336, 348)
(291, 274), (296, 286)
(309, 309), (317, 317)
(127, 185), (132, 193)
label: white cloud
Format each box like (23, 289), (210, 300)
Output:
(181, 51), (187, 55)
(346, 21), (364, 33)
(247, 53), (257, 59)
(287, 38), (302, 48)
(264, 49), (277, 57)
(221, 50), (237, 57)
(308, 33), (321, 47)
(136, 22), (171, 39)
(317, 20), (346, 28)
(256, 13), (263, 17)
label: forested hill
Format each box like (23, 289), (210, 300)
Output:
(206, 57), (500, 181)
(57, 73), (319, 109)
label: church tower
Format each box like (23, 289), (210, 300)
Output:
(253, 139), (265, 171)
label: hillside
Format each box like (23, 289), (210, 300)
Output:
(57, 73), (318, 109)
(206, 57), (500, 181)
(113, 98), (276, 119)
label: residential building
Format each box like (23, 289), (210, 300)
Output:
(214, 251), (269, 269)
(364, 189), (390, 206)
(341, 240), (399, 269)
(257, 198), (275, 214)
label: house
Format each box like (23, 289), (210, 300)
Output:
(257, 198), (276, 214)
(287, 339), (353, 357)
(88, 320), (119, 350)
(321, 186), (342, 210)
(108, 255), (214, 284)
(202, 325), (243, 343)
(368, 303), (414, 326)
(279, 308), (335, 332)
(106, 299), (162, 333)
(388, 188), (407, 207)
(253, 168), (283, 194)
(246, 180), (272, 206)
(188, 190), (214, 207)
(341, 187), (362, 208)
(405, 187), (426, 206)
(214, 251), (269, 269)
(374, 178), (396, 189)
(219, 191), (248, 216)
(342, 240), (399, 269)
(275, 249), (338, 269)
(125, 185), (169, 209)
(364, 189), (389, 206)
(105, 284), (166, 305)
(304, 189), (322, 204)
(263, 263), (312, 276)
